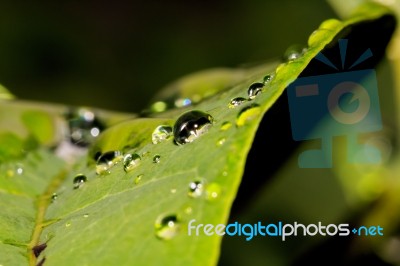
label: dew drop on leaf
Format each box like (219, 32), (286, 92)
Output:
(155, 214), (180, 240)
(220, 121), (232, 131)
(263, 74), (273, 84)
(152, 125), (173, 144)
(216, 137), (226, 147)
(83, 214), (89, 218)
(247, 82), (264, 100)
(123, 153), (141, 173)
(153, 155), (161, 164)
(188, 181), (204, 198)
(206, 183), (221, 201)
(236, 104), (261, 127)
(51, 193), (58, 202)
(173, 110), (213, 145)
(73, 174), (87, 189)
(65, 221), (72, 227)
(96, 151), (123, 175)
(228, 97), (247, 108)
(135, 174), (143, 184)
(283, 45), (306, 62)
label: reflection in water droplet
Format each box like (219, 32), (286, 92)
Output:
(248, 83), (264, 100)
(123, 153), (141, 172)
(188, 181), (204, 198)
(173, 110), (214, 145)
(135, 174), (143, 184)
(216, 137), (226, 147)
(220, 121), (232, 131)
(96, 151), (123, 175)
(66, 108), (105, 147)
(153, 155), (161, 164)
(73, 174), (87, 189)
(155, 214), (180, 240)
(152, 125), (173, 144)
(206, 183), (221, 201)
(236, 104), (261, 127)
(228, 97), (247, 108)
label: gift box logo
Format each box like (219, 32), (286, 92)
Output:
(287, 39), (382, 168)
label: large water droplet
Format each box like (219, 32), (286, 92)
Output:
(173, 110), (213, 145)
(153, 155), (161, 164)
(152, 125), (173, 144)
(155, 214), (180, 240)
(188, 181), (204, 198)
(236, 104), (261, 127)
(66, 108), (105, 147)
(248, 83), (264, 100)
(96, 151), (123, 175)
(123, 153), (141, 172)
(73, 174), (87, 189)
(206, 183), (221, 201)
(228, 97), (247, 108)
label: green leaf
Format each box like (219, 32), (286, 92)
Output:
(0, 2), (396, 266)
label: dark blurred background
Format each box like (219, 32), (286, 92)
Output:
(0, 0), (335, 112)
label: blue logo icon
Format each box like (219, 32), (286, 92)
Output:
(287, 39), (382, 168)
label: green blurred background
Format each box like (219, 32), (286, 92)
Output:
(0, 0), (335, 112)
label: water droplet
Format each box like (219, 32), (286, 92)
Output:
(15, 164), (24, 175)
(228, 97), (247, 108)
(83, 214), (89, 218)
(206, 183), (221, 201)
(263, 74), (273, 84)
(66, 108), (105, 147)
(184, 206), (193, 215)
(236, 104), (261, 127)
(135, 174), (143, 184)
(150, 101), (168, 113)
(152, 125), (173, 144)
(96, 151), (123, 175)
(247, 83), (264, 100)
(51, 193), (58, 202)
(73, 174), (87, 189)
(175, 98), (192, 108)
(153, 155), (161, 164)
(65, 221), (71, 227)
(216, 137), (226, 147)
(283, 45), (306, 62)
(188, 181), (204, 198)
(170, 188), (177, 194)
(220, 121), (232, 131)
(319, 18), (342, 30)
(173, 110), (214, 145)
(155, 214), (180, 240)
(123, 153), (141, 172)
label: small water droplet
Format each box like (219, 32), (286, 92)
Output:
(155, 214), (180, 240)
(65, 221), (71, 227)
(206, 183), (221, 201)
(228, 97), (247, 108)
(83, 214), (89, 218)
(170, 188), (177, 194)
(216, 137), (226, 147)
(73, 174), (87, 189)
(188, 181), (204, 198)
(153, 155), (161, 164)
(236, 104), (261, 127)
(96, 151), (123, 175)
(173, 110), (214, 145)
(123, 153), (141, 172)
(15, 164), (24, 175)
(184, 206), (193, 215)
(248, 83), (264, 100)
(175, 98), (192, 108)
(66, 108), (105, 147)
(150, 101), (168, 113)
(135, 174), (143, 184)
(51, 193), (58, 202)
(220, 121), (232, 131)
(263, 74), (273, 84)
(283, 45), (306, 62)
(152, 125), (173, 144)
